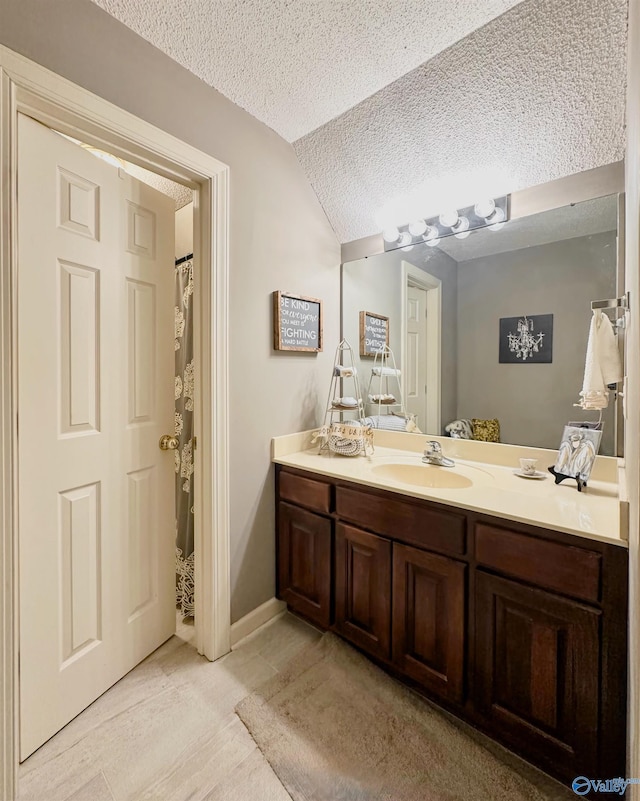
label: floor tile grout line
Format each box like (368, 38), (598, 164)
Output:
(101, 769), (118, 801)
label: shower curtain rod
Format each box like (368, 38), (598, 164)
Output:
(175, 252), (194, 266)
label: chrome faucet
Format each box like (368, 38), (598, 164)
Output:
(422, 440), (455, 467)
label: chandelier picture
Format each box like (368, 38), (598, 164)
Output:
(499, 314), (553, 364)
(508, 316), (544, 360)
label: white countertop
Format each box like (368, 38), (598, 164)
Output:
(272, 431), (627, 548)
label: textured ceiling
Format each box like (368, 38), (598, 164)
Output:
(90, 0), (523, 142)
(294, 0), (628, 242)
(122, 162), (193, 210)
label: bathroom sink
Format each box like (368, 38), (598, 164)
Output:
(371, 463), (474, 489)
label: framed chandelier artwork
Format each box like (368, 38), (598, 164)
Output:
(499, 314), (553, 364)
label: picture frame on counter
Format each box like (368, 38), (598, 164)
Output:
(549, 424), (602, 491)
(359, 311), (389, 357)
(273, 290), (323, 352)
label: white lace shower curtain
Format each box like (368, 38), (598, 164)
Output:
(174, 255), (195, 617)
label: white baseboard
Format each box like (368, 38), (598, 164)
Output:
(230, 597), (287, 648)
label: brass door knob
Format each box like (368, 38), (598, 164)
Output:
(159, 434), (179, 450)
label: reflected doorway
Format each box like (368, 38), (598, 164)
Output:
(401, 262), (442, 434)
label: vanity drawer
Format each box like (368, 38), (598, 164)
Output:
(335, 486), (466, 556)
(475, 523), (602, 604)
(279, 469), (332, 514)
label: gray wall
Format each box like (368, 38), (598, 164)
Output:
(342, 245), (458, 431)
(342, 253), (404, 398)
(0, 0), (341, 623)
(456, 232), (617, 453)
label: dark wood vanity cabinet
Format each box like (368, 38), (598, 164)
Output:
(335, 523), (391, 660)
(392, 543), (466, 704)
(474, 571), (600, 777)
(277, 502), (332, 628)
(275, 465), (628, 787)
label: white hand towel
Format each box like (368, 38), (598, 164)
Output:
(334, 396), (358, 407)
(578, 310), (623, 410)
(372, 366), (401, 377)
(334, 365), (356, 377)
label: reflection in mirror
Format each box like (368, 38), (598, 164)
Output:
(342, 194), (620, 455)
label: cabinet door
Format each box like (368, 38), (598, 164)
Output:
(392, 544), (466, 703)
(475, 571), (600, 780)
(277, 502), (332, 627)
(335, 523), (391, 659)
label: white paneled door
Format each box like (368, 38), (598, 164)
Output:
(18, 115), (176, 759)
(405, 284), (428, 430)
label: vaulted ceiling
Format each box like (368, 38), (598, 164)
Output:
(91, 0), (524, 141)
(92, 0), (628, 243)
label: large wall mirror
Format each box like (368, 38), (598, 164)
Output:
(342, 182), (623, 456)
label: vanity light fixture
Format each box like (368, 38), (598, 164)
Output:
(381, 196), (509, 252)
(439, 210), (459, 228)
(408, 219), (428, 237)
(451, 216), (469, 234)
(382, 226), (400, 243)
(422, 225), (440, 246)
(488, 207), (506, 231)
(474, 198), (496, 219)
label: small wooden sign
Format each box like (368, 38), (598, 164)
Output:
(359, 311), (389, 357)
(273, 291), (323, 352)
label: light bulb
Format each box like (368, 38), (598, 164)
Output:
(451, 216), (469, 234)
(425, 237), (441, 247)
(487, 207), (506, 224)
(439, 210), (459, 228)
(455, 230), (471, 239)
(474, 198), (496, 219)
(422, 225), (439, 241)
(398, 231), (413, 247)
(382, 226), (400, 243)
(488, 221), (505, 232)
(408, 219), (427, 237)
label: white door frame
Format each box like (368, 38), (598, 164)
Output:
(0, 45), (231, 800)
(400, 261), (442, 434)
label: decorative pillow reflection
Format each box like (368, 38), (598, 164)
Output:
(444, 419), (473, 439)
(472, 418), (501, 443)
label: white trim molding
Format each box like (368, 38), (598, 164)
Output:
(625, 0), (640, 794)
(0, 44), (231, 800)
(230, 598), (287, 648)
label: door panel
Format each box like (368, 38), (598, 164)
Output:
(60, 482), (102, 662)
(392, 543), (466, 703)
(474, 571), (600, 780)
(127, 279), (156, 423)
(277, 502), (332, 627)
(59, 260), (100, 434)
(335, 523), (391, 659)
(18, 115), (176, 758)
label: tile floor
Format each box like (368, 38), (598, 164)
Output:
(19, 613), (321, 801)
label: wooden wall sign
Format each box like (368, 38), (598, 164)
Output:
(359, 311), (389, 356)
(273, 291), (323, 352)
